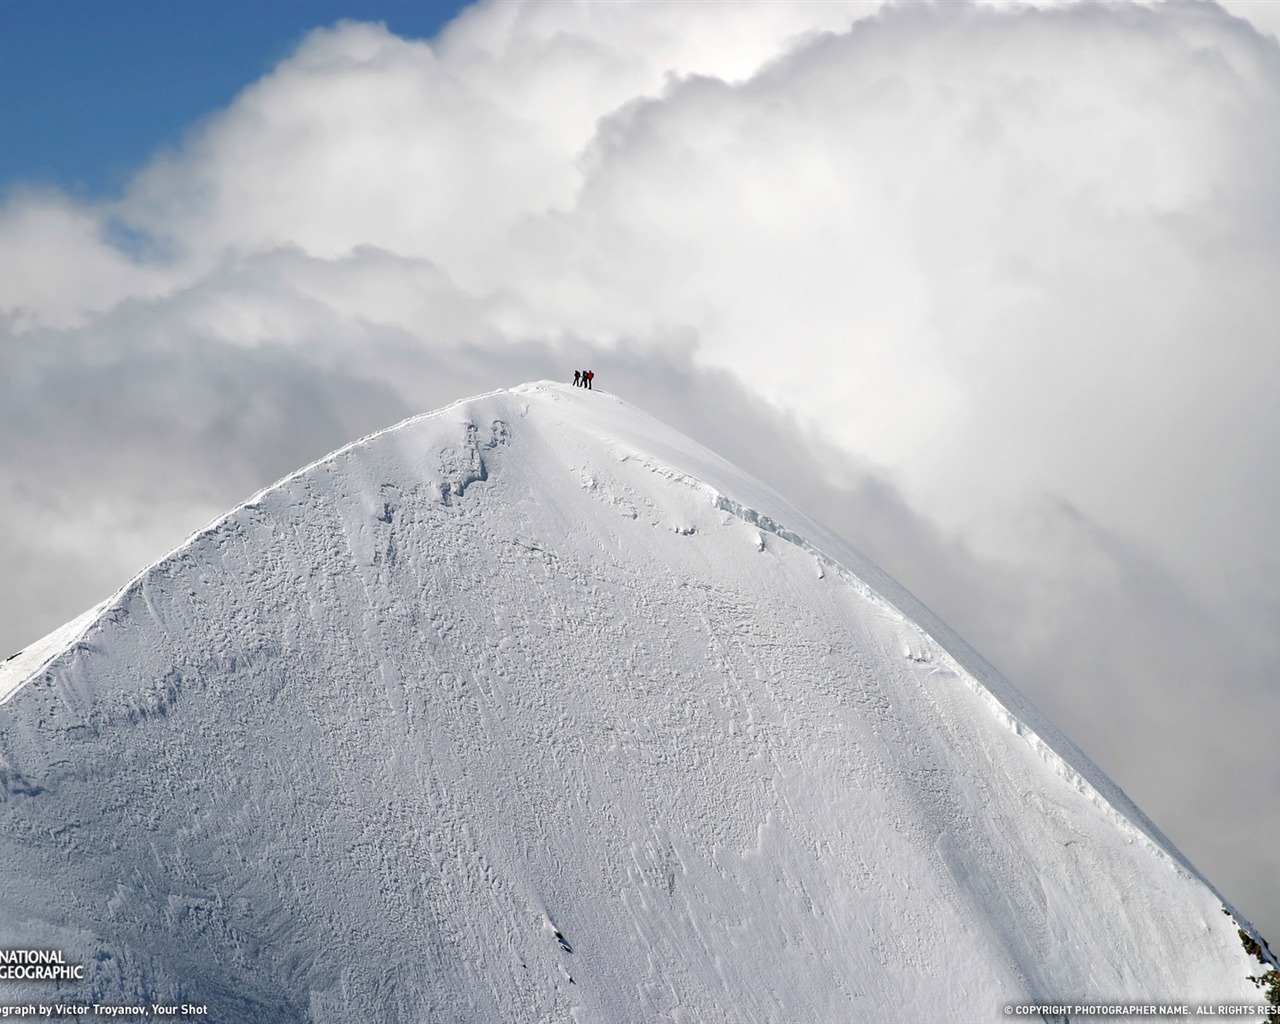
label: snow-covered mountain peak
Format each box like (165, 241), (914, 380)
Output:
(0, 381), (1269, 1021)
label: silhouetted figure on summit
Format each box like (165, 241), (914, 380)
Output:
(573, 370), (581, 387)
(586, 370), (594, 390)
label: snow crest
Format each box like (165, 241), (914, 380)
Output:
(0, 382), (1262, 1021)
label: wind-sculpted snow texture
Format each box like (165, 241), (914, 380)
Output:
(0, 382), (1264, 1021)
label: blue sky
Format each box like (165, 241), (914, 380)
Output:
(0, 0), (474, 197)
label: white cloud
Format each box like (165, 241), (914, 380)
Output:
(1217, 0), (1280, 41)
(0, 190), (179, 330)
(501, 1), (1280, 563)
(2, 0), (1279, 940)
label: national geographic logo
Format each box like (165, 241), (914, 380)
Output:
(0, 951), (84, 982)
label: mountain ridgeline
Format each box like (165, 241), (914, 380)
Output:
(0, 382), (1269, 1021)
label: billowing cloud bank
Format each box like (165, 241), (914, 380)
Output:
(2, 0), (1278, 942)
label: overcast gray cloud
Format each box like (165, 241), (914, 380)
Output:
(1, 0), (1278, 943)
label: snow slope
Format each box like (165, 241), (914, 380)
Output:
(0, 381), (1268, 1021)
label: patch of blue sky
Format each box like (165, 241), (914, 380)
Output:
(0, 0), (475, 198)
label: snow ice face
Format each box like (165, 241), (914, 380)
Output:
(0, 382), (1264, 1020)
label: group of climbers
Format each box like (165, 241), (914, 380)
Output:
(573, 370), (595, 389)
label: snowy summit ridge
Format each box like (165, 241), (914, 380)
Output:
(0, 381), (1268, 1021)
